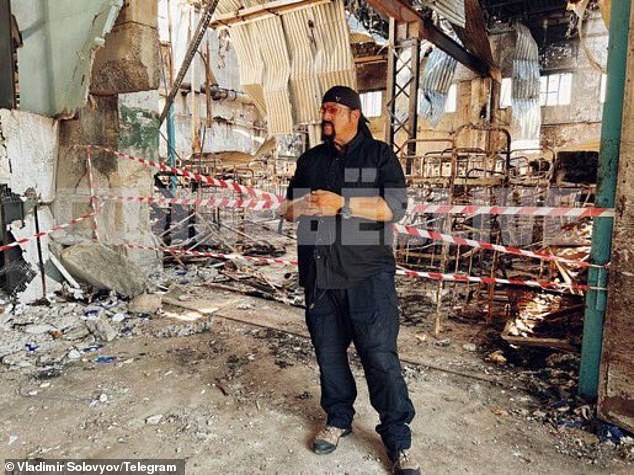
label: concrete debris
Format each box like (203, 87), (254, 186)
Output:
(128, 293), (163, 314)
(85, 318), (118, 342)
(60, 242), (147, 297)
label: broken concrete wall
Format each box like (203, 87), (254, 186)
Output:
(12, 0), (123, 117)
(0, 109), (58, 202)
(113, 90), (161, 270)
(52, 0), (161, 274)
(0, 110), (62, 302)
(91, 0), (160, 95)
(54, 93), (161, 274)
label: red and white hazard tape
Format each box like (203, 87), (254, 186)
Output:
(98, 191), (613, 219)
(0, 209), (98, 254)
(98, 193), (280, 211)
(411, 203), (614, 218)
(118, 242), (589, 293)
(393, 223), (597, 269)
(394, 268), (589, 292)
(101, 193), (597, 268)
(76, 145), (284, 204)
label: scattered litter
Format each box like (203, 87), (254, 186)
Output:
(99, 393), (108, 403)
(462, 343), (477, 352)
(597, 423), (625, 444)
(81, 344), (103, 353)
(8, 435), (18, 446)
(67, 349), (82, 360)
(95, 356), (116, 364)
(111, 313), (126, 323)
(25, 343), (39, 353)
(237, 303), (255, 310)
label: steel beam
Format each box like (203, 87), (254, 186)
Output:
(367, 0), (493, 78)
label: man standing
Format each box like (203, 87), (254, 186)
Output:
(283, 85), (420, 475)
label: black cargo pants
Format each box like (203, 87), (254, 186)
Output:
(305, 271), (415, 458)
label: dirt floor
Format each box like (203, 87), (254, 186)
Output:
(1, 283), (633, 475)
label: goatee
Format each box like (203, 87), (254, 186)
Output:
(321, 120), (335, 144)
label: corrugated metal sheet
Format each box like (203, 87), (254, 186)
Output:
(418, 45), (458, 126)
(252, 17), (294, 133)
(312, 1), (356, 93)
(219, 0), (355, 136)
(283, 8), (322, 124)
(229, 23), (267, 113)
(216, 0), (263, 15)
(415, 0), (466, 28)
(511, 24), (541, 141)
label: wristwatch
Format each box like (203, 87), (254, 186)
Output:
(340, 196), (352, 219)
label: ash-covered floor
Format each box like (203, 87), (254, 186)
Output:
(1, 275), (633, 474)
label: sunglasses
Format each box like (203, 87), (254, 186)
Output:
(319, 104), (352, 115)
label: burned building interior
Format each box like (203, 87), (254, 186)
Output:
(0, 0), (633, 473)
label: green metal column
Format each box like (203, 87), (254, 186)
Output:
(579, 0), (632, 397)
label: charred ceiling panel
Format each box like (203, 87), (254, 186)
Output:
(12, 0), (123, 118)
(481, 0), (568, 22)
(540, 40), (579, 71)
(413, 0), (466, 28)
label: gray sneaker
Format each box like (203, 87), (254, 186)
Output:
(311, 425), (352, 454)
(393, 449), (421, 475)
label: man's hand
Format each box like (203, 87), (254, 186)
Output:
(307, 190), (345, 216)
(281, 196), (320, 222)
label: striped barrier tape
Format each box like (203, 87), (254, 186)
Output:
(394, 268), (589, 292)
(76, 144), (285, 205)
(411, 203), (614, 218)
(99, 193), (596, 269)
(120, 242), (589, 293)
(75, 145), (613, 218)
(0, 209), (99, 254)
(393, 223), (597, 269)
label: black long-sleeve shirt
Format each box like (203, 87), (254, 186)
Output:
(286, 127), (408, 289)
